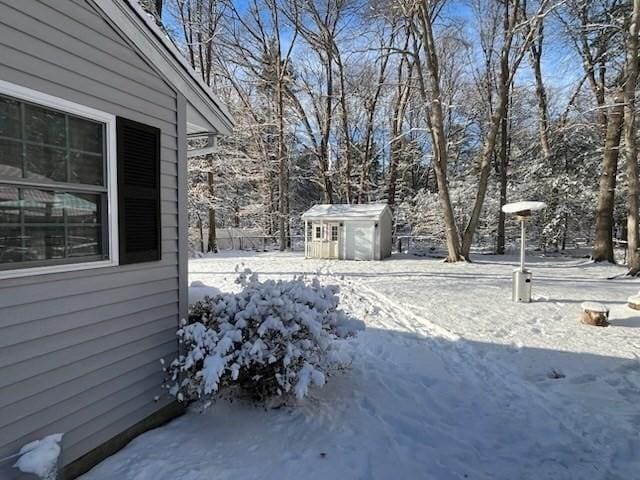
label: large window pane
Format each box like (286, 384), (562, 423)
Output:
(0, 93), (109, 271)
(0, 138), (22, 178)
(25, 144), (67, 182)
(68, 225), (101, 257)
(0, 96), (21, 139)
(0, 226), (22, 263)
(61, 192), (100, 224)
(69, 116), (103, 153)
(24, 104), (65, 146)
(23, 189), (63, 223)
(23, 225), (65, 260)
(0, 185), (19, 223)
(69, 151), (103, 185)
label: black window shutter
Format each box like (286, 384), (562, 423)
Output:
(116, 117), (161, 265)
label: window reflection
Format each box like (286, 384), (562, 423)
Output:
(0, 93), (108, 270)
(0, 187), (105, 266)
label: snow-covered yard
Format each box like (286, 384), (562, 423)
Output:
(82, 252), (640, 480)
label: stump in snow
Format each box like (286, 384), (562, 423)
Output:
(627, 294), (640, 311)
(580, 302), (609, 327)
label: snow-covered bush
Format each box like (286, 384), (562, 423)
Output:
(188, 280), (221, 305)
(166, 270), (364, 403)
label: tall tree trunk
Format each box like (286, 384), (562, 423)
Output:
(625, 0), (640, 274)
(461, 88), (509, 258)
(496, 11), (512, 256)
(207, 170), (218, 253)
(335, 53), (354, 203)
(461, 51), (512, 257)
(386, 46), (412, 209)
(496, 111), (509, 254)
(277, 81), (287, 251)
(461, 0), (514, 259)
(198, 216), (205, 254)
(285, 172), (291, 248)
(358, 40), (393, 203)
(387, 138), (403, 208)
(415, 4), (463, 262)
(592, 89), (625, 262)
(320, 161), (334, 204)
(461, 0), (544, 259)
(265, 170), (274, 237)
(319, 49), (334, 204)
(530, 21), (551, 162)
(358, 105), (376, 203)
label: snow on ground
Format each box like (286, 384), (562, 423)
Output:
(82, 252), (640, 480)
(13, 433), (63, 480)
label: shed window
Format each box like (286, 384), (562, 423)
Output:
(315, 226), (322, 239)
(331, 225), (338, 241)
(0, 88), (115, 273)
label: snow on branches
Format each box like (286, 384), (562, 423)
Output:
(165, 269), (364, 403)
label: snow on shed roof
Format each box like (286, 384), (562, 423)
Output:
(302, 203), (389, 220)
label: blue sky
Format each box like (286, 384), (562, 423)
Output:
(161, 0), (583, 108)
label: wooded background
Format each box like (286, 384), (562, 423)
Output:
(142, 0), (640, 272)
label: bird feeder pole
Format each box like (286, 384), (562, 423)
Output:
(520, 217), (526, 273)
(502, 202), (547, 303)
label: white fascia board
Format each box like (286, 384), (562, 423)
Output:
(186, 102), (217, 134)
(95, 0), (234, 135)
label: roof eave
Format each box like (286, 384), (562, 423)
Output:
(95, 0), (234, 135)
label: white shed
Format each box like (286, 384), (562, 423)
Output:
(302, 204), (392, 260)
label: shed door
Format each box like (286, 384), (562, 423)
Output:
(346, 222), (374, 260)
(309, 223), (339, 258)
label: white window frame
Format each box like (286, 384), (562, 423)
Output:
(0, 80), (119, 279)
(330, 225), (339, 242)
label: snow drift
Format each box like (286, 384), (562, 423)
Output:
(13, 433), (63, 480)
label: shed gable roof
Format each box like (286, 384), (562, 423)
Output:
(94, 0), (234, 135)
(302, 203), (389, 221)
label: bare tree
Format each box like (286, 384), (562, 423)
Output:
(170, 0), (226, 252)
(558, 0), (626, 262)
(387, 30), (414, 208)
(222, 0), (299, 249)
(356, 24), (395, 203)
(162, 0), (633, 261)
(624, 0), (640, 274)
(593, 86), (624, 262)
(529, 14), (551, 162)
(460, 0), (551, 259)
(406, 0), (464, 262)
(283, 0), (355, 204)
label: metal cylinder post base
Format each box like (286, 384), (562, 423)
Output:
(513, 269), (532, 302)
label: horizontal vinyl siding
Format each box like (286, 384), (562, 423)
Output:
(1, 278), (178, 329)
(0, 303), (179, 363)
(3, 1), (174, 105)
(0, 332), (177, 430)
(0, 0), (182, 475)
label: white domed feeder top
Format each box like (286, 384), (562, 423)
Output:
(502, 201), (547, 215)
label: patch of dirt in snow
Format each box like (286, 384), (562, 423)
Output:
(81, 252), (640, 480)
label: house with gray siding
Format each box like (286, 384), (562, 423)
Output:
(0, 1), (232, 478)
